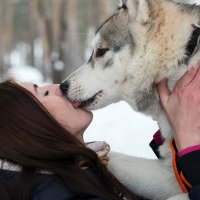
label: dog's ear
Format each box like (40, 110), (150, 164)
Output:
(118, 0), (128, 7)
(119, 0), (151, 24)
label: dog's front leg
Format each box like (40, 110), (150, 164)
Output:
(108, 152), (182, 200)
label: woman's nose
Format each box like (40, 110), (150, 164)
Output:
(54, 84), (63, 96)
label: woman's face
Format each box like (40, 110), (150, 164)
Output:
(21, 83), (93, 143)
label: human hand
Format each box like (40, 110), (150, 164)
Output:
(156, 62), (200, 151)
(86, 141), (110, 165)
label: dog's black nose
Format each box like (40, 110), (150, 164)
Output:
(60, 81), (69, 94)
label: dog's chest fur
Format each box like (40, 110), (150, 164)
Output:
(123, 1), (199, 109)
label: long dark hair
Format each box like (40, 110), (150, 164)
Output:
(0, 80), (137, 200)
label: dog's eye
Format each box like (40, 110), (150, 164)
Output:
(44, 91), (49, 96)
(96, 48), (109, 58)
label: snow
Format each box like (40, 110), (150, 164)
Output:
(53, 61), (65, 71)
(85, 102), (158, 159)
(6, 65), (44, 84)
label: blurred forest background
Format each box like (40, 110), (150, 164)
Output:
(0, 0), (116, 83)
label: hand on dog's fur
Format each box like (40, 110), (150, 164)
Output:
(157, 62), (200, 151)
(86, 141), (110, 165)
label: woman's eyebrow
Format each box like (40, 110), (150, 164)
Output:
(33, 84), (38, 94)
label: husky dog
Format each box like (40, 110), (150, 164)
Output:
(60, 0), (200, 199)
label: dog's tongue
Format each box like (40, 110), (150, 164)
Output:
(71, 101), (81, 108)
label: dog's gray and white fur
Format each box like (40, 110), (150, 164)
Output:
(61, 0), (200, 199)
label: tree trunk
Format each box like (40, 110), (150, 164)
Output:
(98, 0), (109, 24)
(51, 0), (65, 83)
(65, 0), (82, 75)
(0, 0), (4, 78)
(2, 0), (14, 69)
(31, 0), (52, 81)
(52, 0), (62, 48)
(28, 0), (35, 67)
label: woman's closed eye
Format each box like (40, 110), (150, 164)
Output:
(44, 91), (49, 96)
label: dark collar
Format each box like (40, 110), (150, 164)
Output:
(149, 130), (164, 159)
(181, 23), (200, 65)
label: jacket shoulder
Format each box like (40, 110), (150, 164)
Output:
(31, 173), (77, 200)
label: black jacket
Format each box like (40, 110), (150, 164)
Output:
(178, 150), (200, 200)
(150, 130), (200, 200)
(0, 169), (150, 200)
(0, 170), (105, 200)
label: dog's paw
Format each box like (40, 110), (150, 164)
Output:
(86, 141), (110, 165)
(166, 193), (189, 200)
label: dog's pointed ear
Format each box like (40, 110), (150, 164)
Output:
(119, 0), (151, 24)
(118, 0), (127, 7)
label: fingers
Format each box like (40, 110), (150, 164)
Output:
(96, 145), (110, 158)
(97, 145), (110, 166)
(176, 61), (200, 88)
(189, 62), (200, 86)
(156, 80), (170, 107)
(86, 141), (109, 152)
(99, 156), (109, 166)
(156, 61), (200, 106)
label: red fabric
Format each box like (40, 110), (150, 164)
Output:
(153, 130), (164, 145)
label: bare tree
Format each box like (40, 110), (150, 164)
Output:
(98, 0), (109, 24)
(0, 0), (4, 78)
(28, 0), (36, 67)
(51, 0), (65, 83)
(65, 0), (82, 75)
(52, 0), (62, 48)
(1, 0), (14, 69)
(31, 0), (52, 81)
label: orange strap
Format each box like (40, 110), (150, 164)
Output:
(180, 171), (192, 189)
(170, 140), (192, 193)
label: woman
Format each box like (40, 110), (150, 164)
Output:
(0, 80), (139, 200)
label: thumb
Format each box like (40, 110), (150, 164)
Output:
(156, 80), (170, 107)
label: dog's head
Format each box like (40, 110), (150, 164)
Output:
(60, 0), (197, 114)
